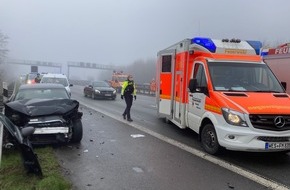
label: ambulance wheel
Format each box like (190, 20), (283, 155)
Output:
(201, 124), (220, 155)
(163, 117), (170, 124)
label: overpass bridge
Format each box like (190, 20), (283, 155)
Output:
(4, 59), (124, 79)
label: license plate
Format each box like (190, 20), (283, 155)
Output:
(105, 94), (111, 96)
(265, 142), (290, 150)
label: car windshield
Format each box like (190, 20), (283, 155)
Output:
(208, 61), (285, 92)
(92, 81), (110, 87)
(41, 77), (69, 87)
(14, 88), (69, 100)
(28, 73), (37, 79)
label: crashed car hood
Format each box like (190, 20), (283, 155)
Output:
(5, 99), (79, 117)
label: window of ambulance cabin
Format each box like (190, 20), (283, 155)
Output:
(193, 63), (207, 87)
(161, 55), (172, 72)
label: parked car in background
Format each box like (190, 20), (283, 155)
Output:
(5, 83), (83, 144)
(40, 73), (73, 96)
(84, 80), (117, 100)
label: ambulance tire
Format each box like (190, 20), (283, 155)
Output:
(201, 124), (221, 155)
(163, 117), (170, 124)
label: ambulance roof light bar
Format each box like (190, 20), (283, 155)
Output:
(246, 40), (263, 55)
(191, 37), (262, 55)
(191, 37), (216, 53)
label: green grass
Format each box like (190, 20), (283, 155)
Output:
(0, 146), (71, 190)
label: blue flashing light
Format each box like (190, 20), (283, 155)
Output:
(246, 40), (262, 55)
(260, 51), (268, 57)
(191, 37), (216, 53)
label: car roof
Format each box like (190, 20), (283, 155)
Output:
(42, 73), (68, 78)
(19, 83), (66, 89)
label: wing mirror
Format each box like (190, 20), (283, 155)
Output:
(188, 79), (197, 93)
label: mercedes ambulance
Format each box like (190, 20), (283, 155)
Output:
(156, 37), (290, 154)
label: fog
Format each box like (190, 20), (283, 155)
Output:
(1, 0), (290, 83)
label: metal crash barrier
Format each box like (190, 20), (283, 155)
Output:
(69, 79), (156, 96)
(0, 122), (2, 166)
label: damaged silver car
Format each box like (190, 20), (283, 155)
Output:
(4, 83), (83, 144)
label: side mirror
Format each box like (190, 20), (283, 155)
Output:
(188, 79), (197, 93)
(21, 127), (35, 138)
(188, 78), (209, 96)
(281, 81), (287, 91)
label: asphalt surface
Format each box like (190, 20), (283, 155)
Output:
(54, 105), (267, 190)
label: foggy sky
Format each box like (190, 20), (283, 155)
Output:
(1, 0), (290, 66)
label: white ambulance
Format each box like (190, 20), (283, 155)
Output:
(156, 37), (290, 154)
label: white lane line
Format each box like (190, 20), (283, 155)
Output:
(79, 100), (290, 190)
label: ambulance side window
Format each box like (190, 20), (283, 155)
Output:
(192, 63), (208, 94)
(193, 63), (207, 87)
(162, 55), (172, 72)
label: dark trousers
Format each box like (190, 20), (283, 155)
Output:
(123, 95), (133, 119)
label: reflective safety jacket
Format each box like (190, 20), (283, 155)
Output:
(121, 80), (136, 96)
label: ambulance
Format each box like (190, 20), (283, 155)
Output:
(262, 43), (290, 94)
(156, 37), (290, 154)
(108, 71), (129, 93)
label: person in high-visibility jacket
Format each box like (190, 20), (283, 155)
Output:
(121, 75), (136, 122)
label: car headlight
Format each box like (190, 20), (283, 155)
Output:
(95, 89), (100, 93)
(113, 90), (116, 94)
(221, 108), (248, 127)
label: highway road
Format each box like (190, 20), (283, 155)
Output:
(54, 85), (290, 190)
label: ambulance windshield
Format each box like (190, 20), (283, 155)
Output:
(208, 62), (285, 92)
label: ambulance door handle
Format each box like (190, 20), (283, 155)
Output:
(160, 90), (162, 94)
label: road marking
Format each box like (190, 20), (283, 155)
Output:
(79, 100), (290, 190)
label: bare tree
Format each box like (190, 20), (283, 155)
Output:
(125, 58), (156, 84)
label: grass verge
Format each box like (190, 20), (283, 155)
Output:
(0, 146), (71, 190)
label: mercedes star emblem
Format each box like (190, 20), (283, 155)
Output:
(274, 116), (286, 128)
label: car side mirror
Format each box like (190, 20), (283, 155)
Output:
(21, 126), (35, 138)
(188, 78), (209, 96)
(281, 81), (287, 91)
(188, 79), (197, 93)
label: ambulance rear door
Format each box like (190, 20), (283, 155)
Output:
(157, 49), (176, 118)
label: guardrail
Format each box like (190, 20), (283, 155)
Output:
(69, 79), (156, 96)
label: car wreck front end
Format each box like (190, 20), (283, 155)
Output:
(4, 98), (83, 145)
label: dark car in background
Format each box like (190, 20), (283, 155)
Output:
(83, 80), (117, 100)
(5, 83), (83, 144)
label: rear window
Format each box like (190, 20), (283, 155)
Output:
(41, 77), (69, 87)
(28, 73), (37, 79)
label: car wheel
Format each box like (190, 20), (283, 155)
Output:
(201, 123), (220, 155)
(92, 93), (95, 99)
(70, 119), (83, 143)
